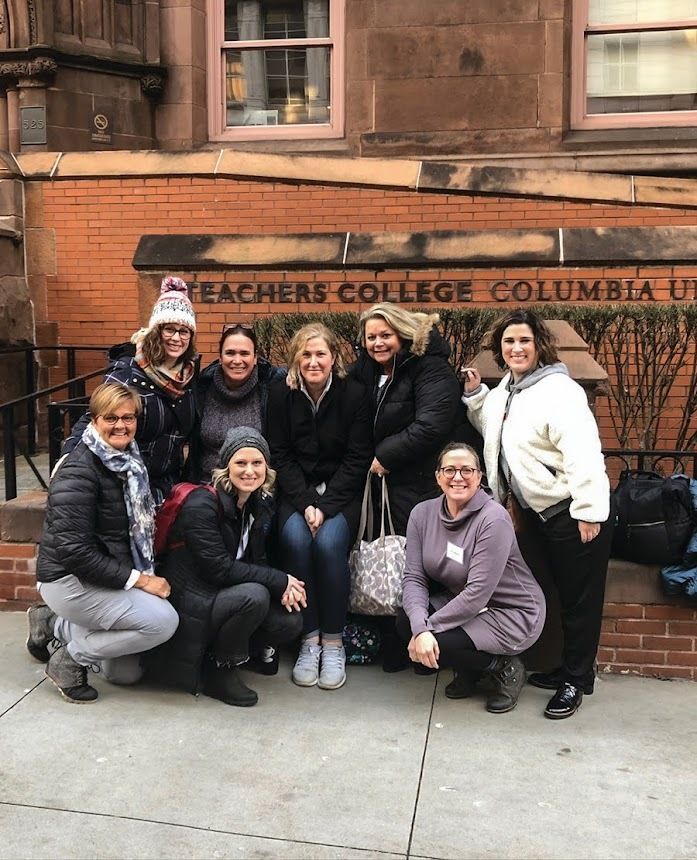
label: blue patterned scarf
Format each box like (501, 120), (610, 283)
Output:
(82, 422), (155, 572)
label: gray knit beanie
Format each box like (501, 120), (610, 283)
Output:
(217, 425), (270, 468)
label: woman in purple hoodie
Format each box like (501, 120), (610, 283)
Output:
(399, 442), (545, 714)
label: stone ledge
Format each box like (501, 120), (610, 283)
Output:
(606, 558), (667, 605)
(12, 150), (697, 210)
(0, 491), (47, 543)
(133, 226), (697, 270)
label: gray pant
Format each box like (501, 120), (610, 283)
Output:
(39, 574), (179, 684)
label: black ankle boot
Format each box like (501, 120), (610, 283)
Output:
(445, 670), (476, 699)
(203, 661), (258, 707)
(485, 656), (526, 714)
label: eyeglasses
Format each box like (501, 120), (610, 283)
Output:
(438, 466), (479, 479)
(101, 414), (137, 426)
(162, 326), (192, 339)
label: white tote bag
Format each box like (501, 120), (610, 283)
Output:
(348, 475), (405, 616)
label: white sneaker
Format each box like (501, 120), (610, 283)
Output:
(318, 645), (346, 690)
(292, 643), (322, 687)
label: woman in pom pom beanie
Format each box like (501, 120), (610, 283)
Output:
(64, 276), (198, 504)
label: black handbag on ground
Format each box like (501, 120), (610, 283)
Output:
(611, 469), (694, 566)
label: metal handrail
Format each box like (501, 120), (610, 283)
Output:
(1, 345), (108, 500)
(0, 345), (106, 458)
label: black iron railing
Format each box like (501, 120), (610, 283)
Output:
(603, 449), (697, 479)
(0, 346), (108, 500)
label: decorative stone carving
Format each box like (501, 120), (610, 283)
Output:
(140, 73), (165, 100)
(28, 0), (37, 43)
(0, 56), (58, 88)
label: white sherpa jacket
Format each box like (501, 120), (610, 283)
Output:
(464, 368), (610, 523)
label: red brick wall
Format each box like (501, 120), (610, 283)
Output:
(34, 175), (697, 451)
(0, 543), (38, 610)
(38, 175), (697, 348)
(599, 604), (697, 681)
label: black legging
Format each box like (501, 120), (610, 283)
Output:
(395, 609), (495, 673)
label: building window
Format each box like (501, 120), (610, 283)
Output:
(207, 0), (345, 141)
(571, 1), (697, 129)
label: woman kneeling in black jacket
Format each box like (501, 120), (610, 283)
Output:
(149, 427), (306, 707)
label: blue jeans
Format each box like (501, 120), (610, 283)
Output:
(279, 511), (351, 637)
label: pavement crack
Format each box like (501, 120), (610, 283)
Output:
(0, 800), (404, 857)
(406, 673), (439, 859)
(0, 677), (46, 719)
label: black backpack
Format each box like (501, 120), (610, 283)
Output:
(611, 470), (694, 566)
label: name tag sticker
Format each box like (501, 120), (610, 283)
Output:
(446, 541), (464, 565)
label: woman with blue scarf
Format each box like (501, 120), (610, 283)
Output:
(28, 383), (179, 703)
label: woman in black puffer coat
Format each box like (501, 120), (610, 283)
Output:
(148, 426), (305, 708)
(33, 384), (178, 704)
(350, 303), (480, 670)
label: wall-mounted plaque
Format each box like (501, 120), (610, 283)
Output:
(20, 106), (47, 145)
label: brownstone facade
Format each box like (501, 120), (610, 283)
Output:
(0, 2), (693, 167)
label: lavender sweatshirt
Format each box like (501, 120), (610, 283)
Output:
(402, 489), (545, 655)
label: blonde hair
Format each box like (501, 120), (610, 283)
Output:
(286, 323), (347, 388)
(89, 383), (142, 420)
(358, 303), (440, 356)
(211, 460), (276, 497)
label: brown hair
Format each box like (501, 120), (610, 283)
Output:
(140, 324), (197, 367)
(489, 309), (559, 370)
(218, 324), (257, 356)
(286, 323), (347, 388)
(89, 383), (142, 420)
(436, 441), (481, 472)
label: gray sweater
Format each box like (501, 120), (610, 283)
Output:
(402, 490), (545, 655)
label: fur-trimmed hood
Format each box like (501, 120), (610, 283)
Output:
(407, 313), (445, 357)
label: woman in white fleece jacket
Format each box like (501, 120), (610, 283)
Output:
(462, 309), (614, 721)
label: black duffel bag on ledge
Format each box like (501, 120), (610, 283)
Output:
(611, 469), (695, 566)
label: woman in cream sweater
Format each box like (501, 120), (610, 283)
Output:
(462, 309), (613, 720)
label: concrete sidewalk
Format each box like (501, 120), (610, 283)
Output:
(1, 610), (696, 860)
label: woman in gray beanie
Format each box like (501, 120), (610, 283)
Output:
(147, 426), (306, 707)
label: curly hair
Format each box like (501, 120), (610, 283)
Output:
(139, 324), (197, 367)
(489, 309), (559, 370)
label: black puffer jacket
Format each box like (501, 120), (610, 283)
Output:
(37, 441), (133, 588)
(64, 343), (197, 503)
(350, 326), (466, 535)
(186, 356), (285, 483)
(266, 374), (373, 543)
(147, 486), (287, 693)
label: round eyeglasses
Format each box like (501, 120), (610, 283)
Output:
(162, 326), (191, 340)
(438, 466), (479, 479)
